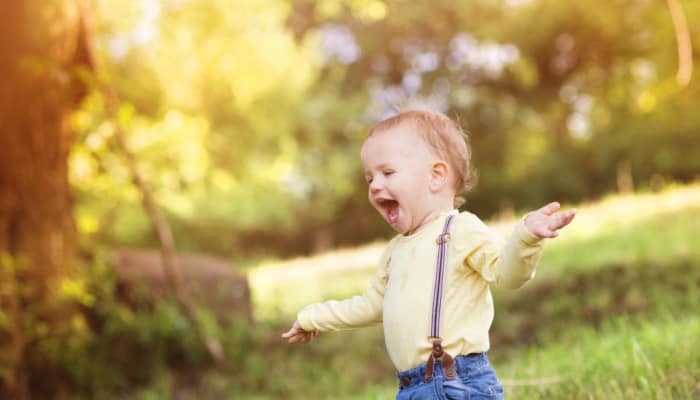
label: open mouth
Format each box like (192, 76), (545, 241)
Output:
(376, 198), (400, 225)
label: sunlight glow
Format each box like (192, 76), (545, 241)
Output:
(447, 33), (519, 77)
(506, 0), (533, 7)
(319, 24), (360, 64)
(358, 0), (387, 21)
(567, 113), (590, 139)
(77, 215), (100, 234)
(636, 91), (657, 113)
(132, 0), (160, 44)
(560, 85), (594, 139)
(107, 35), (130, 60)
(69, 149), (96, 183)
(401, 71), (422, 92)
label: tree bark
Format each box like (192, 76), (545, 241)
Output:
(0, 1), (93, 398)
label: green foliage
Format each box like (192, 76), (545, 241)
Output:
(0, 254), (96, 398)
(33, 253), (251, 399)
(72, 0), (378, 258)
(69, 0), (700, 259)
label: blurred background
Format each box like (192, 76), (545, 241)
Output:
(0, 0), (698, 398)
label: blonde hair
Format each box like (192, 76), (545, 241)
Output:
(368, 110), (477, 205)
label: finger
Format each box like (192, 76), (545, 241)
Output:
(288, 334), (305, 344)
(538, 202), (561, 216)
(281, 327), (299, 339)
(291, 331), (309, 342)
(294, 333), (310, 344)
(560, 209), (577, 226)
(304, 331), (318, 342)
(285, 333), (298, 343)
(538, 229), (558, 238)
(549, 210), (577, 230)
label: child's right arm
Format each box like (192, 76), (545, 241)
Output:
(281, 320), (318, 344)
(281, 238), (398, 343)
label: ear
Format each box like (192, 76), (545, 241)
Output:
(429, 161), (449, 192)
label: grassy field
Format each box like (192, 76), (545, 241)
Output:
(249, 184), (700, 320)
(206, 184), (700, 399)
(499, 315), (700, 399)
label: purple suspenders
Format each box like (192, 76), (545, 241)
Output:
(424, 214), (457, 381)
(430, 214), (455, 340)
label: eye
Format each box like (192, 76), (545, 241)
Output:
(383, 170), (395, 177)
(365, 176), (373, 184)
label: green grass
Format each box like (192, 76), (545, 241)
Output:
(499, 315), (700, 399)
(538, 200), (700, 278)
(249, 243), (384, 319)
(291, 315), (700, 400)
(192, 313), (699, 400)
(249, 184), (700, 320)
(489, 258), (700, 350)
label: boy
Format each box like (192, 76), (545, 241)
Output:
(282, 110), (576, 399)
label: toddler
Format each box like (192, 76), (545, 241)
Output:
(282, 110), (576, 399)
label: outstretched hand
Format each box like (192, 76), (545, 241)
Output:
(281, 320), (318, 344)
(524, 202), (577, 239)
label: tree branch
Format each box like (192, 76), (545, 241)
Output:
(666, 0), (693, 87)
(101, 84), (225, 365)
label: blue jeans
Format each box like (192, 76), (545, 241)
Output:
(395, 353), (504, 400)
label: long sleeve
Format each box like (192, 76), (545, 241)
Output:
(297, 238), (398, 332)
(452, 212), (544, 289)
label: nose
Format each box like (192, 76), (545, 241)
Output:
(369, 179), (381, 194)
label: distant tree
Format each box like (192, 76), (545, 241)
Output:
(75, 0), (699, 259)
(288, 0), (699, 220)
(0, 0), (93, 397)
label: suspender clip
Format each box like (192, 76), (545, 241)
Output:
(424, 339), (457, 382)
(436, 232), (451, 245)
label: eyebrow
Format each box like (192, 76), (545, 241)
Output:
(372, 163), (391, 170)
(363, 162), (393, 176)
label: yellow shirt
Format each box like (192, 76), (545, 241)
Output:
(297, 210), (543, 372)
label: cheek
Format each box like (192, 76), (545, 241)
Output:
(367, 190), (379, 207)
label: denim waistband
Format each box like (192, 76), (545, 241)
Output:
(396, 353), (488, 388)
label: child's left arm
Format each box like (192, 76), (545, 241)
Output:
(524, 201), (577, 238)
(456, 201), (576, 289)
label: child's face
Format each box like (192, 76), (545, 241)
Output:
(360, 125), (443, 235)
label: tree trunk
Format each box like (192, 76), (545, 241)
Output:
(0, 0), (93, 398)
